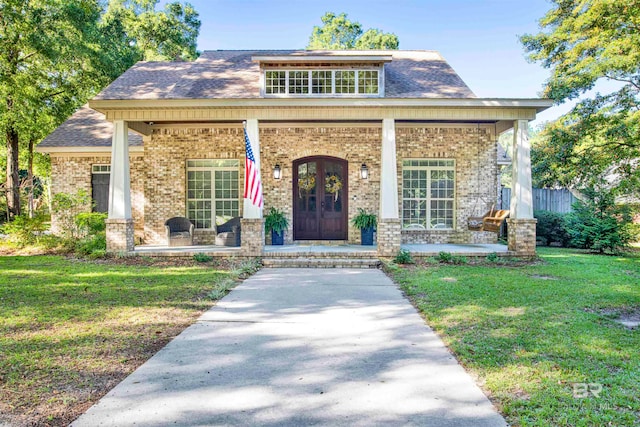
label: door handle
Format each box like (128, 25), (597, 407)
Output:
(321, 201), (325, 217)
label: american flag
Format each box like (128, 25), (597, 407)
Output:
(243, 127), (263, 208)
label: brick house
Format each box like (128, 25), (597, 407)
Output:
(38, 50), (550, 256)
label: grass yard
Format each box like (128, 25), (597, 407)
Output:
(0, 255), (256, 427)
(390, 247), (640, 426)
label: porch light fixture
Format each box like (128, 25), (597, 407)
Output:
(273, 164), (282, 180)
(360, 163), (369, 179)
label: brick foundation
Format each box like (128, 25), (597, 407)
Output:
(377, 219), (401, 257)
(106, 218), (135, 252)
(507, 218), (537, 256)
(241, 218), (264, 256)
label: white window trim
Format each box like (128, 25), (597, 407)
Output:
(92, 164), (111, 174)
(186, 160), (240, 230)
(401, 159), (457, 231)
(262, 67), (384, 98)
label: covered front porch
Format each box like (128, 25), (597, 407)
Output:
(98, 101), (545, 258)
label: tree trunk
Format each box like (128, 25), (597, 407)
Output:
(6, 125), (21, 219)
(28, 138), (35, 218)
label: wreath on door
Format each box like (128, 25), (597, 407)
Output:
(325, 174), (343, 201)
(298, 174), (316, 198)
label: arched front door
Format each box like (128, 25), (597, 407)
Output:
(293, 156), (348, 240)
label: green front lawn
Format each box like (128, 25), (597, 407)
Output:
(391, 248), (640, 426)
(0, 255), (252, 426)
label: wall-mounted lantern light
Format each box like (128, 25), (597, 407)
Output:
(360, 163), (369, 179)
(273, 164), (282, 180)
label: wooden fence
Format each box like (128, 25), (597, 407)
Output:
(500, 188), (578, 213)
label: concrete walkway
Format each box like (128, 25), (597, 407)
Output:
(72, 269), (506, 427)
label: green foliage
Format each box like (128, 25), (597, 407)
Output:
(534, 210), (570, 247)
(350, 208), (377, 230)
(436, 251), (453, 263)
(75, 234), (107, 257)
(307, 12), (399, 50)
(451, 255), (468, 265)
(1, 0), (201, 217)
(0, 214), (47, 246)
(264, 207), (289, 233)
(522, 1), (640, 194)
(394, 249), (414, 264)
(193, 253), (213, 263)
(486, 252), (499, 263)
(75, 212), (107, 235)
(51, 190), (92, 240)
(564, 187), (636, 254)
(102, 0), (201, 62)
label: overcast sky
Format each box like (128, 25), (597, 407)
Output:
(162, 0), (575, 125)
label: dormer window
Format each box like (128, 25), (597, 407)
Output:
(263, 69), (381, 97)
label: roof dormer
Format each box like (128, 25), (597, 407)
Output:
(252, 52), (392, 98)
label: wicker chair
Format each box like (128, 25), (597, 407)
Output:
(215, 217), (241, 247)
(482, 209), (510, 233)
(165, 217), (194, 247)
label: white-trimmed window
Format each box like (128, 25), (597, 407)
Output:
(186, 160), (240, 229)
(402, 160), (455, 230)
(263, 69), (380, 96)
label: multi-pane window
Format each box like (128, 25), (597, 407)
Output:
(263, 69), (380, 96)
(288, 70), (309, 94)
(358, 70), (379, 94)
(402, 160), (455, 230)
(335, 70), (356, 94)
(312, 70), (332, 94)
(265, 71), (286, 94)
(186, 160), (240, 229)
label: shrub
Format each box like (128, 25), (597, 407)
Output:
(534, 210), (570, 246)
(75, 234), (107, 256)
(75, 212), (107, 235)
(394, 249), (414, 264)
(436, 251), (453, 263)
(564, 187), (636, 254)
(51, 190), (92, 240)
(486, 252), (499, 263)
(193, 253), (213, 263)
(451, 255), (468, 265)
(0, 214), (48, 246)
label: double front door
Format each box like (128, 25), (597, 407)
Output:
(293, 157), (348, 240)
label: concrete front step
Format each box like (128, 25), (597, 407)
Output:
(262, 258), (381, 268)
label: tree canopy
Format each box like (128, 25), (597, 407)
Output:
(1, 0), (200, 218)
(521, 0), (640, 194)
(307, 12), (399, 50)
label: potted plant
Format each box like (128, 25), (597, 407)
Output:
(264, 207), (289, 245)
(351, 208), (377, 245)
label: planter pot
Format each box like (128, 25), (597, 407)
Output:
(360, 227), (375, 245)
(271, 230), (284, 245)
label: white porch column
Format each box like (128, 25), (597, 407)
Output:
(377, 118), (401, 257)
(380, 118), (399, 219)
(241, 118), (264, 256)
(106, 120), (134, 252)
(510, 119), (533, 219)
(508, 119), (537, 256)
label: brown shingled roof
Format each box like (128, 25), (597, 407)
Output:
(95, 50), (475, 100)
(38, 105), (142, 148)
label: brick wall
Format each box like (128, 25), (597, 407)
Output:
(396, 125), (499, 244)
(50, 123), (503, 247)
(144, 127), (245, 244)
(260, 125), (381, 244)
(50, 155), (145, 240)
